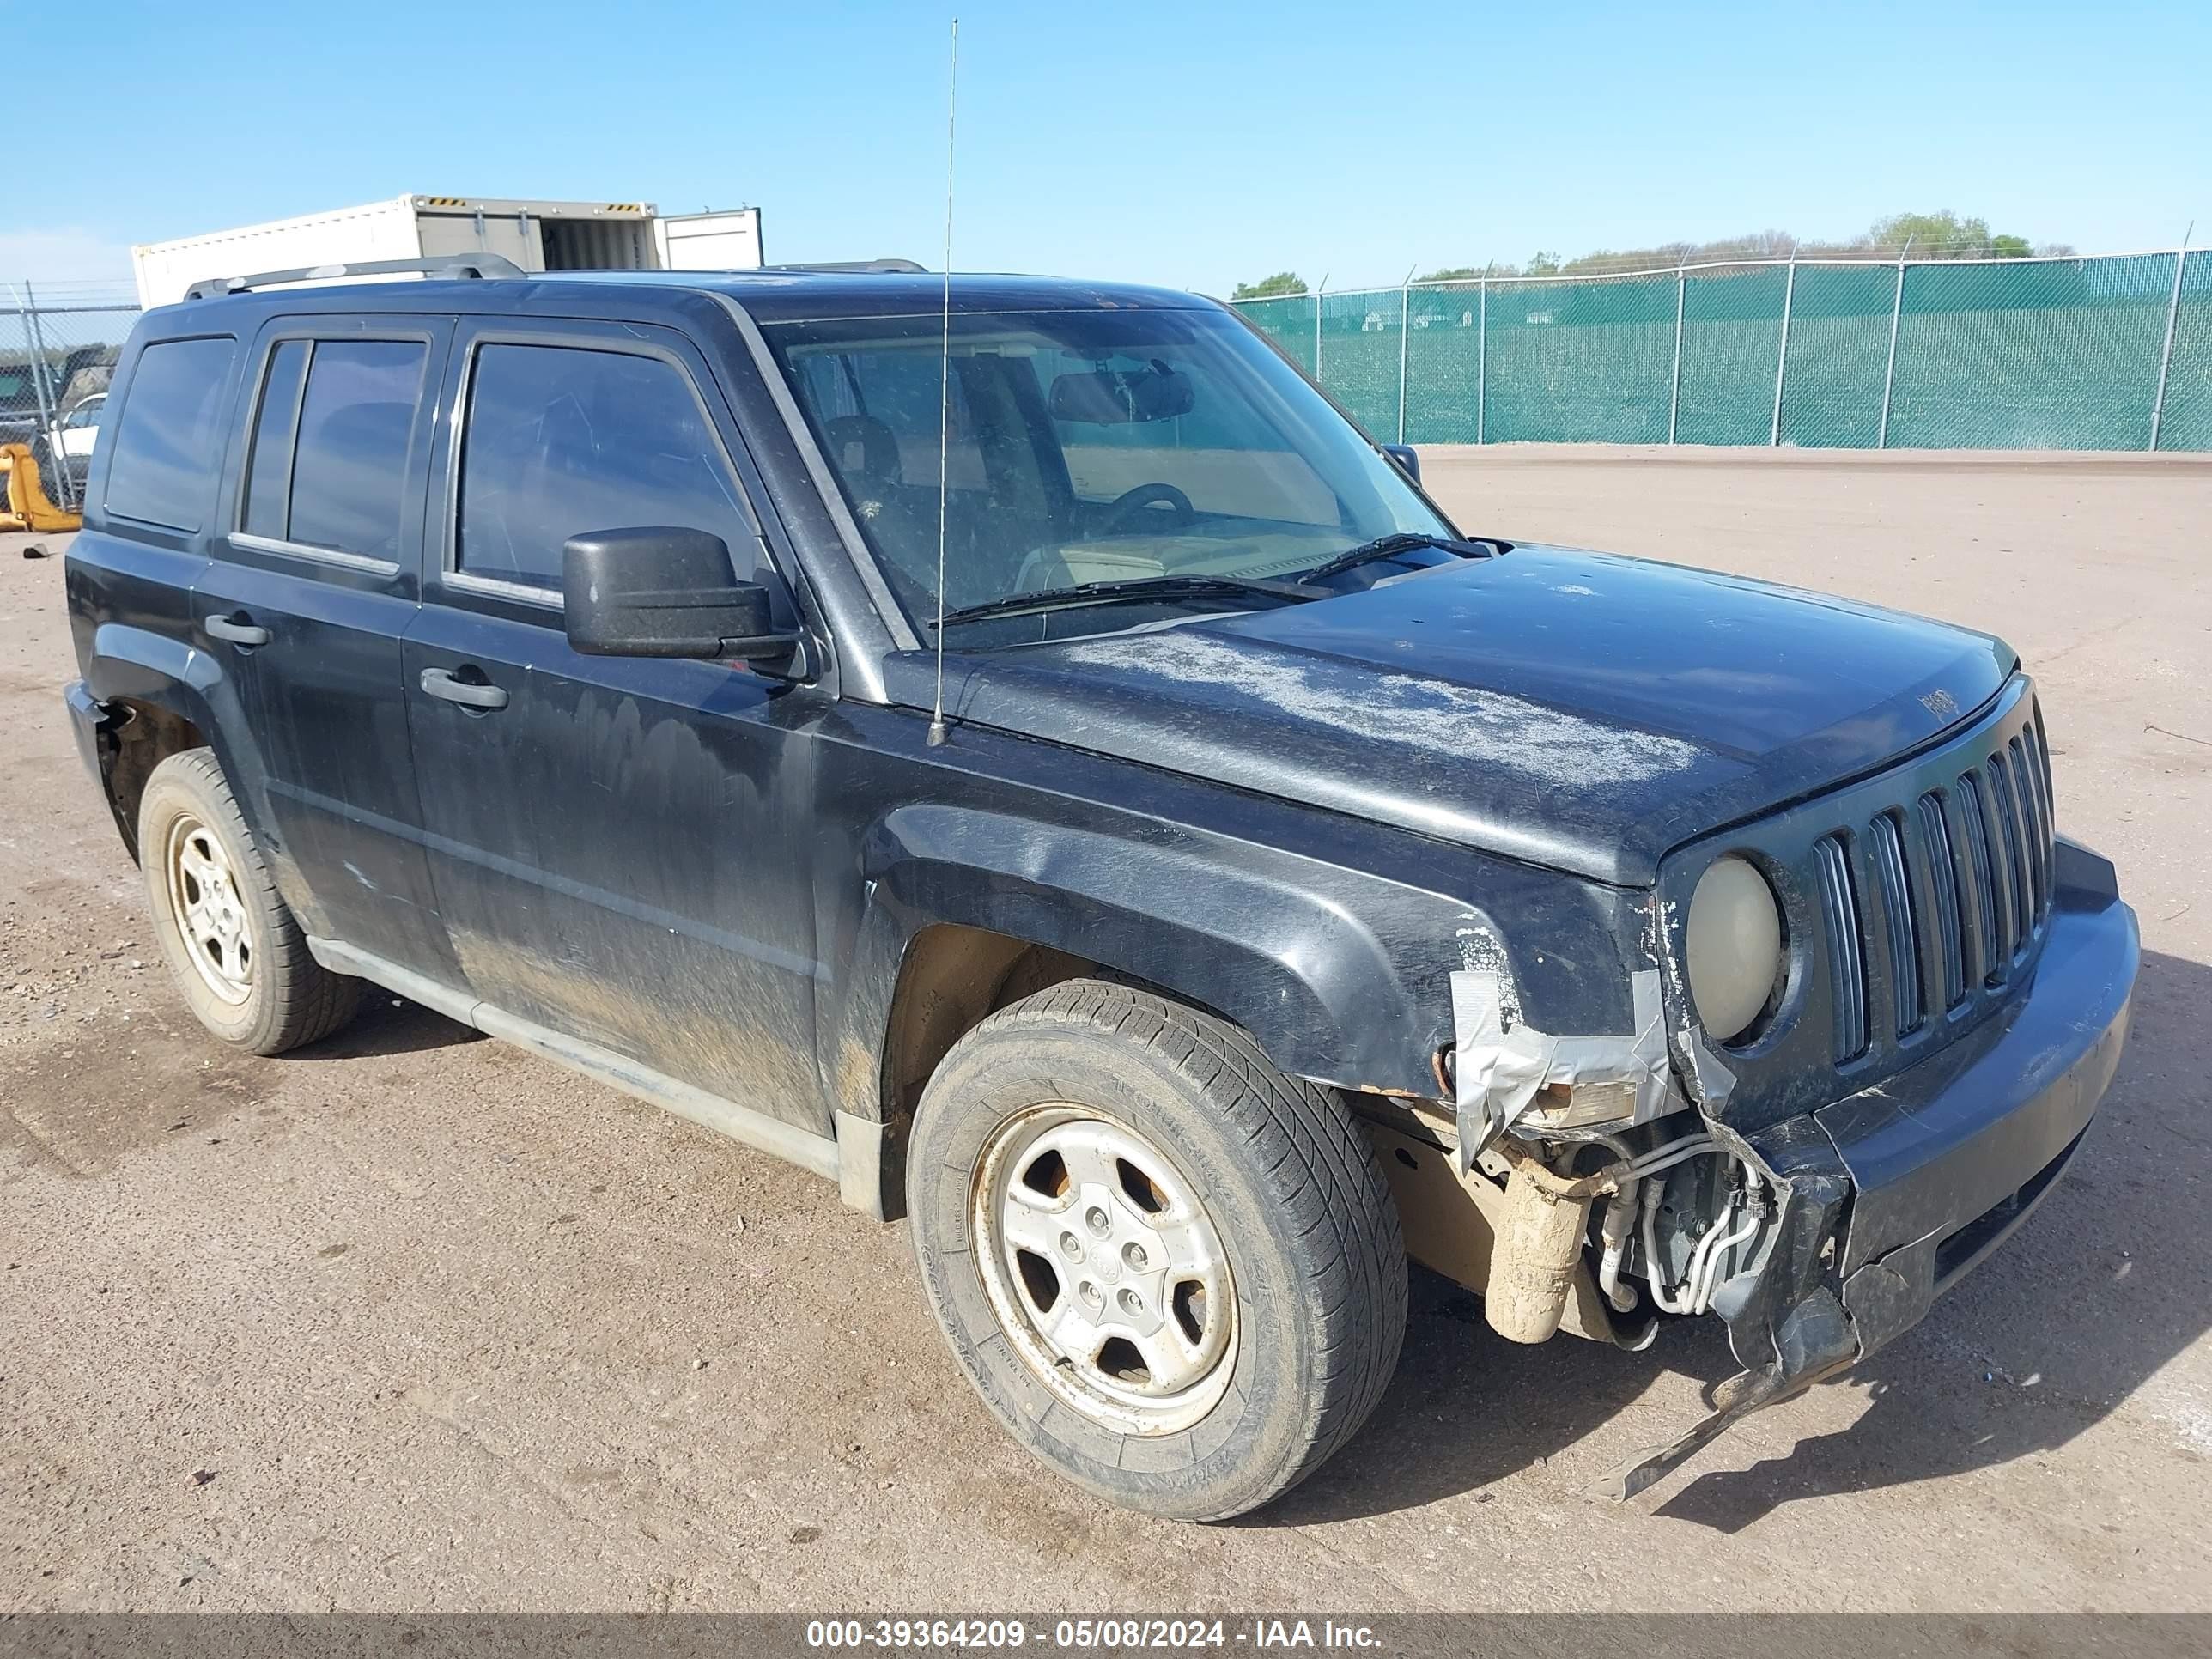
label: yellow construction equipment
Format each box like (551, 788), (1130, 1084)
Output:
(0, 441), (81, 532)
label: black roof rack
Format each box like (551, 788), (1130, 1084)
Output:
(184, 253), (527, 301)
(758, 258), (929, 275)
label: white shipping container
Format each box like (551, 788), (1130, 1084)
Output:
(131, 195), (764, 308)
(655, 208), (766, 271)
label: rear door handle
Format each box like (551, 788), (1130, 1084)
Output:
(418, 665), (509, 711)
(204, 613), (270, 647)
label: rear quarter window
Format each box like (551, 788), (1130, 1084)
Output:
(102, 337), (239, 532)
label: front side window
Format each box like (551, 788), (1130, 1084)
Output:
(103, 337), (238, 531)
(239, 337), (427, 562)
(763, 306), (1451, 638)
(455, 343), (754, 593)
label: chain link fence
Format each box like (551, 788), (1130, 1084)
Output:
(1235, 247), (2212, 452)
(4, 258), (2205, 494)
(1, 280), (141, 511)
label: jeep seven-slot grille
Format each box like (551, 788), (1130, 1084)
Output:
(1814, 836), (1869, 1061)
(1812, 718), (2057, 1065)
(1869, 813), (1922, 1035)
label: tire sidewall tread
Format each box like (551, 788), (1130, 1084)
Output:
(138, 748), (358, 1056)
(907, 978), (1407, 1522)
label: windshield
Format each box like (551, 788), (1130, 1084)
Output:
(762, 305), (1455, 641)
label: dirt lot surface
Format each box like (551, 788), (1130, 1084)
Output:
(4, 450), (2210, 1614)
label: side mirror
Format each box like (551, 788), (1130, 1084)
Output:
(1380, 443), (1420, 483)
(562, 527), (801, 664)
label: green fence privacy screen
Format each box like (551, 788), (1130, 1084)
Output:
(1234, 249), (2212, 451)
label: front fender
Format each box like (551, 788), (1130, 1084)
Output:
(880, 802), (1411, 1079)
(817, 794), (1646, 1131)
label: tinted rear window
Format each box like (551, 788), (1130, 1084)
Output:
(103, 337), (237, 531)
(241, 340), (308, 541)
(284, 340), (428, 562)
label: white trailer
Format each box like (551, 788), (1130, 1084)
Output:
(131, 195), (763, 308)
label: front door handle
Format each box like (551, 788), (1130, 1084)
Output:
(205, 613), (270, 647)
(418, 665), (510, 711)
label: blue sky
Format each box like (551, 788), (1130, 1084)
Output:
(15, 0), (2209, 295)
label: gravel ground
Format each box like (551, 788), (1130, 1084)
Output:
(3, 448), (2209, 1614)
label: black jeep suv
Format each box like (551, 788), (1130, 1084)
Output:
(62, 258), (2138, 1519)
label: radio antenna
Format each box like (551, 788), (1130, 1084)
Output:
(926, 16), (959, 748)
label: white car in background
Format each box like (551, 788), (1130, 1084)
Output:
(34, 392), (102, 496)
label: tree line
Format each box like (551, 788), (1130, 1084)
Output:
(1231, 210), (2074, 299)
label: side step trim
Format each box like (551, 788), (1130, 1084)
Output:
(307, 936), (844, 1187)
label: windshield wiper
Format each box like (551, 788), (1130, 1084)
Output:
(933, 574), (1326, 629)
(1297, 531), (1494, 585)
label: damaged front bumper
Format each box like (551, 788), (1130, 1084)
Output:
(1613, 837), (2138, 1496)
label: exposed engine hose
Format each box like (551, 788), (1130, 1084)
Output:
(1513, 1129), (1763, 1319)
(1688, 1186), (1765, 1312)
(1626, 1135), (1720, 1177)
(1596, 1132), (1720, 1311)
(1640, 1164), (1765, 1316)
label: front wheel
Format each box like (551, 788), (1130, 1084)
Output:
(907, 980), (1407, 1521)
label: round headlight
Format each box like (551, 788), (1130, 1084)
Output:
(1685, 855), (1784, 1043)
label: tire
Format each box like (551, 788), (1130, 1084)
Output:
(138, 748), (360, 1055)
(907, 979), (1407, 1521)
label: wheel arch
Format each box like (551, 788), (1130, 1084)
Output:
(824, 805), (1431, 1138)
(81, 623), (228, 861)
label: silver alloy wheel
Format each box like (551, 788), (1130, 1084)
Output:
(972, 1103), (1238, 1435)
(163, 813), (253, 1006)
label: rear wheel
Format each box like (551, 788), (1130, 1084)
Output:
(139, 749), (359, 1054)
(907, 980), (1407, 1521)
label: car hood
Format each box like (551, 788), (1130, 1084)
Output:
(908, 546), (2018, 885)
